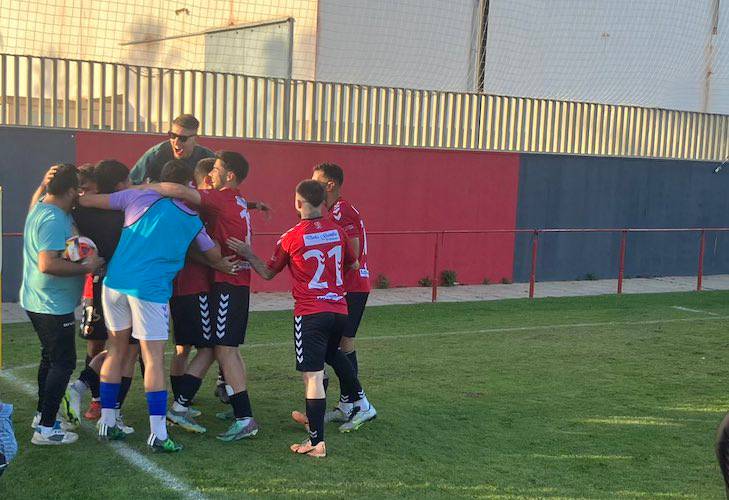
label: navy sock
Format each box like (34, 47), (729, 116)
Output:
(345, 351), (361, 402)
(170, 375), (182, 399)
(305, 398), (326, 445)
(229, 391), (253, 419)
(345, 351), (358, 377)
(175, 374), (202, 408)
(328, 350), (361, 399)
(79, 366), (100, 399)
(116, 377), (132, 409)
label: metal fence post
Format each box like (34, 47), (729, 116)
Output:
(697, 229), (706, 291)
(617, 230), (627, 294)
(431, 232), (440, 303)
(529, 230), (539, 298)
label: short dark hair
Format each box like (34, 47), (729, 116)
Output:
(47, 163), (79, 196)
(296, 180), (325, 207)
(172, 114), (200, 131)
(313, 163), (344, 186)
(145, 161), (165, 183)
(77, 163), (96, 184)
(160, 160), (193, 185)
(94, 160), (129, 194)
(194, 157), (215, 182)
(216, 151), (249, 183)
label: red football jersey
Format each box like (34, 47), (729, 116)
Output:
(267, 218), (356, 316)
(198, 187), (252, 287)
(329, 197), (371, 292)
(173, 259), (211, 296)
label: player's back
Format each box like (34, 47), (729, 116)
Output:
(282, 218), (351, 316)
(329, 197), (370, 292)
(105, 192), (204, 303)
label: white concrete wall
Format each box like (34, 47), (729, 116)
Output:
(315, 0), (479, 91)
(0, 0), (319, 79)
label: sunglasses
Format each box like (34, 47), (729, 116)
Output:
(168, 131), (197, 143)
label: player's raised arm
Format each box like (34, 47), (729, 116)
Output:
(28, 165), (61, 212)
(248, 200), (272, 219)
(226, 237), (281, 280)
(78, 193), (112, 209)
(144, 181), (202, 206)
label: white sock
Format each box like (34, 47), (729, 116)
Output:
(225, 384), (235, 397)
(355, 396), (371, 412)
(171, 401), (187, 413)
(100, 408), (117, 427)
(71, 379), (89, 395)
(150, 415), (167, 440)
(92, 397), (100, 402)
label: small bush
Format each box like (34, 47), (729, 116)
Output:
(585, 273), (598, 281)
(375, 274), (390, 289)
(418, 276), (433, 287)
(482, 277), (491, 285)
(500, 277), (512, 285)
(440, 269), (457, 287)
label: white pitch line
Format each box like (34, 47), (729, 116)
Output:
(0, 370), (208, 500)
(230, 314), (729, 350)
(671, 306), (719, 316)
(5, 316), (728, 371)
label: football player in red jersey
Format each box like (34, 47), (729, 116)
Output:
(227, 180), (375, 458)
(167, 158), (216, 432)
(310, 163), (377, 427)
(143, 151), (269, 442)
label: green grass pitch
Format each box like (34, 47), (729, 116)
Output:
(1, 291), (728, 498)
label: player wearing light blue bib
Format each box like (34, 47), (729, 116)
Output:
(104, 192), (211, 303)
(78, 160), (230, 453)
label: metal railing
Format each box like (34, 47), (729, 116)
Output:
(1, 53), (728, 161)
(4, 226), (724, 302)
(361, 228), (726, 302)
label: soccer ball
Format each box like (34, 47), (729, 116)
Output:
(64, 236), (97, 262)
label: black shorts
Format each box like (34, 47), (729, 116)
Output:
(342, 292), (369, 338)
(79, 278), (108, 341)
(294, 312), (348, 372)
(205, 283), (250, 347)
(170, 292), (211, 347)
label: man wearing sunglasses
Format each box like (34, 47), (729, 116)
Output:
(129, 114), (214, 185)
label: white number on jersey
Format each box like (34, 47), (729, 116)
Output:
(235, 196), (252, 244)
(360, 219), (368, 273)
(303, 245), (343, 289)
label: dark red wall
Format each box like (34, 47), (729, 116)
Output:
(76, 131), (520, 292)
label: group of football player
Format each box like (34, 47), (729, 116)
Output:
(24, 114), (375, 457)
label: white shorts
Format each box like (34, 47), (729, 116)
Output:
(102, 285), (170, 341)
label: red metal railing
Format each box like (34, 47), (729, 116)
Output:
(4, 227), (728, 302)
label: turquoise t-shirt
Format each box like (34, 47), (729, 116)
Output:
(20, 202), (84, 315)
